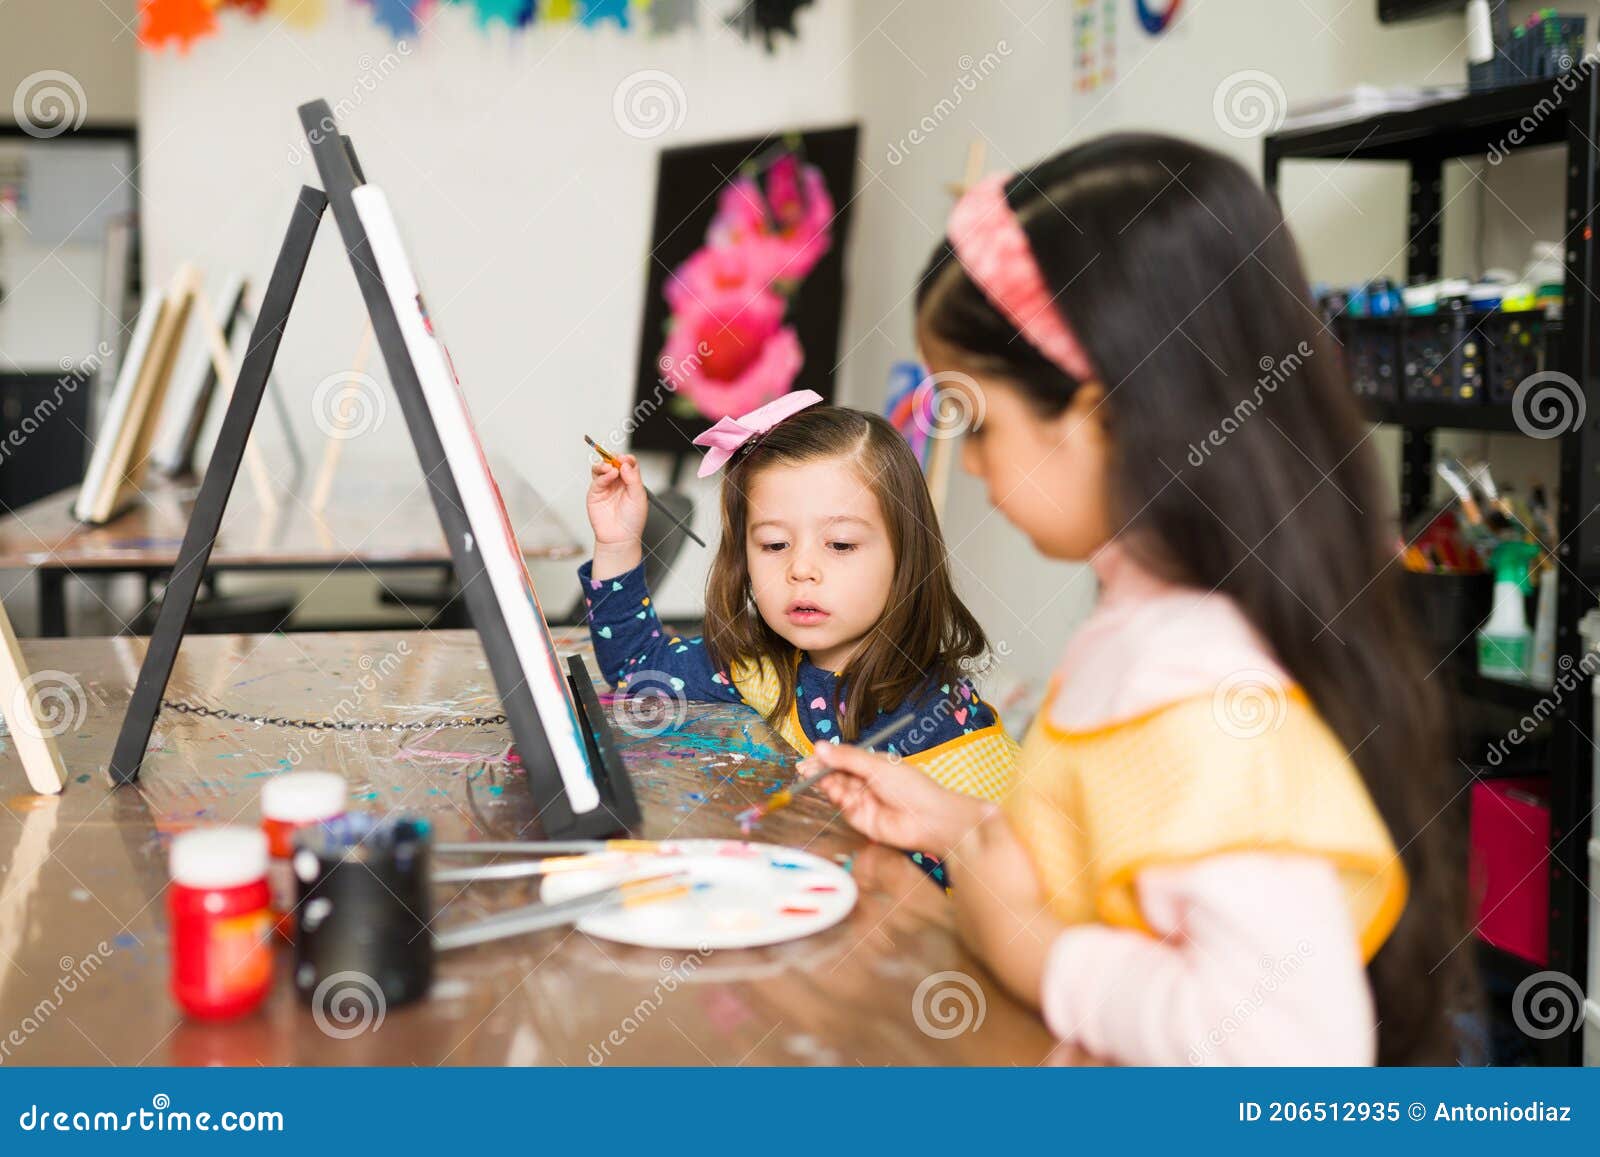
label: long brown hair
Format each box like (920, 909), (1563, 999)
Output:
(916, 133), (1473, 1064)
(703, 405), (988, 741)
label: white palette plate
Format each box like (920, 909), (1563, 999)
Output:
(539, 839), (857, 950)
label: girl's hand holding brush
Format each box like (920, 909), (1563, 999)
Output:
(809, 740), (988, 857)
(586, 448), (650, 580)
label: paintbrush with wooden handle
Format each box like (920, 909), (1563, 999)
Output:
(433, 872), (689, 951)
(736, 711), (917, 829)
(584, 434), (707, 548)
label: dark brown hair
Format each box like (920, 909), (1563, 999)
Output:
(916, 133), (1473, 1064)
(703, 405), (988, 741)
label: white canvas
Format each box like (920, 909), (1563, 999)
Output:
(74, 293), (164, 523)
(352, 185), (600, 814)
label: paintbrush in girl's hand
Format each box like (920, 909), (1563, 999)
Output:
(584, 435), (707, 548)
(736, 711), (917, 831)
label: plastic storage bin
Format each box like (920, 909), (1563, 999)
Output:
(1481, 309), (1555, 404)
(1468, 778), (1550, 965)
(1403, 307), (1483, 404)
(1343, 317), (1400, 401)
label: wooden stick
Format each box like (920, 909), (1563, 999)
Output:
(924, 414), (958, 522)
(0, 600), (68, 794)
(926, 140), (987, 523)
(943, 139), (987, 198)
(309, 322), (376, 513)
(193, 291), (277, 514)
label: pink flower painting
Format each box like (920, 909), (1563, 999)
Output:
(661, 149), (836, 423)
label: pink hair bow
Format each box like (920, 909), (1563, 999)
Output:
(692, 389), (825, 478)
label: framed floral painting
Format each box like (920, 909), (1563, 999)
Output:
(628, 124), (859, 453)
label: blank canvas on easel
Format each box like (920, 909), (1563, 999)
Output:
(353, 184), (600, 815)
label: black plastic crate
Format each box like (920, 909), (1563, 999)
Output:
(1403, 308), (1484, 404)
(1480, 308), (1555, 403)
(1343, 316), (1401, 401)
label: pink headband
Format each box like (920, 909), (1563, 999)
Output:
(692, 389), (825, 477)
(947, 172), (1093, 381)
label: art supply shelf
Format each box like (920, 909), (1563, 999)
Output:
(1458, 670), (1549, 714)
(1339, 309), (1557, 407)
(1267, 76), (1600, 1066)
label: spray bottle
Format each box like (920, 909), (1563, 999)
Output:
(1478, 540), (1541, 681)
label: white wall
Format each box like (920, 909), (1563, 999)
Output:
(0, 0), (139, 121)
(0, 0), (139, 369)
(137, 1), (858, 616)
(133, 0), (1563, 692)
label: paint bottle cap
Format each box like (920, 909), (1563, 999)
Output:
(171, 827), (268, 890)
(261, 771), (348, 823)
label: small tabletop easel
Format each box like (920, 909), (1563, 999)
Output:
(106, 100), (640, 841)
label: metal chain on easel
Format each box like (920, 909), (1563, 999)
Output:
(158, 699), (507, 733)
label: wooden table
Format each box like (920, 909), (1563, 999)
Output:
(0, 629), (1060, 1066)
(0, 474), (580, 635)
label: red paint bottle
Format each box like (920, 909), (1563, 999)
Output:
(260, 771), (347, 939)
(168, 827), (273, 1020)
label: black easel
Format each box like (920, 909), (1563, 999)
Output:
(107, 102), (639, 841)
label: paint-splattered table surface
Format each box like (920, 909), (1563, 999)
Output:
(0, 629), (1065, 1066)
(0, 473), (579, 569)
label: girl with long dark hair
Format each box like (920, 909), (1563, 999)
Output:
(811, 134), (1470, 1065)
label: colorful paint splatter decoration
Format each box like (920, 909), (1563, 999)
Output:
(137, 0), (816, 49)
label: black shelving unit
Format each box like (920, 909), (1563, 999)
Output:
(1267, 77), (1598, 1066)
